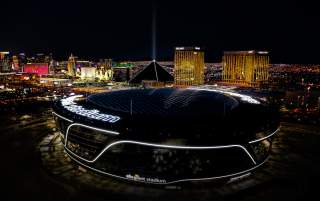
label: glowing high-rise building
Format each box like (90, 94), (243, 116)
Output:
(96, 59), (113, 81)
(12, 55), (20, 71)
(222, 50), (269, 87)
(174, 47), (204, 86)
(80, 67), (96, 80)
(67, 54), (76, 76)
(0, 51), (11, 72)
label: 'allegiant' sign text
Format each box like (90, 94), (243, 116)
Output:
(61, 95), (120, 123)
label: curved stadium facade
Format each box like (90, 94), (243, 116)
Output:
(52, 88), (280, 184)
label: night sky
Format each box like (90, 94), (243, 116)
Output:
(1, 0), (320, 63)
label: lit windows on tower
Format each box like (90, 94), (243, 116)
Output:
(67, 54), (76, 77)
(174, 47), (204, 86)
(222, 50), (269, 87)
(0, 51), (11, 73)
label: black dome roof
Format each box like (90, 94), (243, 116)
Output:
(88, 88), (239, 118)
(85, 88), (279, 145)
(53, 88), (279, 145)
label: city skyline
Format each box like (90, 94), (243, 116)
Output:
(1, 0), (320, 63)
(1, 1), (320, 200)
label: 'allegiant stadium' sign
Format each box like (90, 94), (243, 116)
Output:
(61, 95), (120, 123)
(126, 174), (167, 184)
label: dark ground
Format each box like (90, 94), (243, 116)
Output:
(0, 102), (320, 201)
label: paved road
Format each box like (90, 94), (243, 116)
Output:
(0, 103), (320, 201)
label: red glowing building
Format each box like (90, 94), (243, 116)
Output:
(23, 63), (49, 76)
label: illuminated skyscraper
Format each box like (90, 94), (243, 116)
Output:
(80, 67), (96, 80)
(18, 53), (26, 71)
(95, 59), (113, 81)
(11, 53), (26, 72)
(12, 55), (20, 71)
(222, 50), (269, 87)
(0, 51), (11, 72)
(103, 59), (112, 70)
(67, 54), (76, 76)
(174, 47), (204, 86)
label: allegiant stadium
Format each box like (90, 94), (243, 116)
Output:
(52, 87), (280, 184)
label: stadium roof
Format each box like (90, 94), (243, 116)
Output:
(54, 88), (279, 144)
(88, 88), (238, 118)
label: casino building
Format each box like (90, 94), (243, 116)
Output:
(222, 50), (269, 87)
(174, 47), (205, 86)
(52, 87), (280, 184)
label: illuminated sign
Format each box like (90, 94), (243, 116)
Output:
(61, 95), (121, 123)
(125, 174), (167, 184)
(65, 149), (269, 185)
